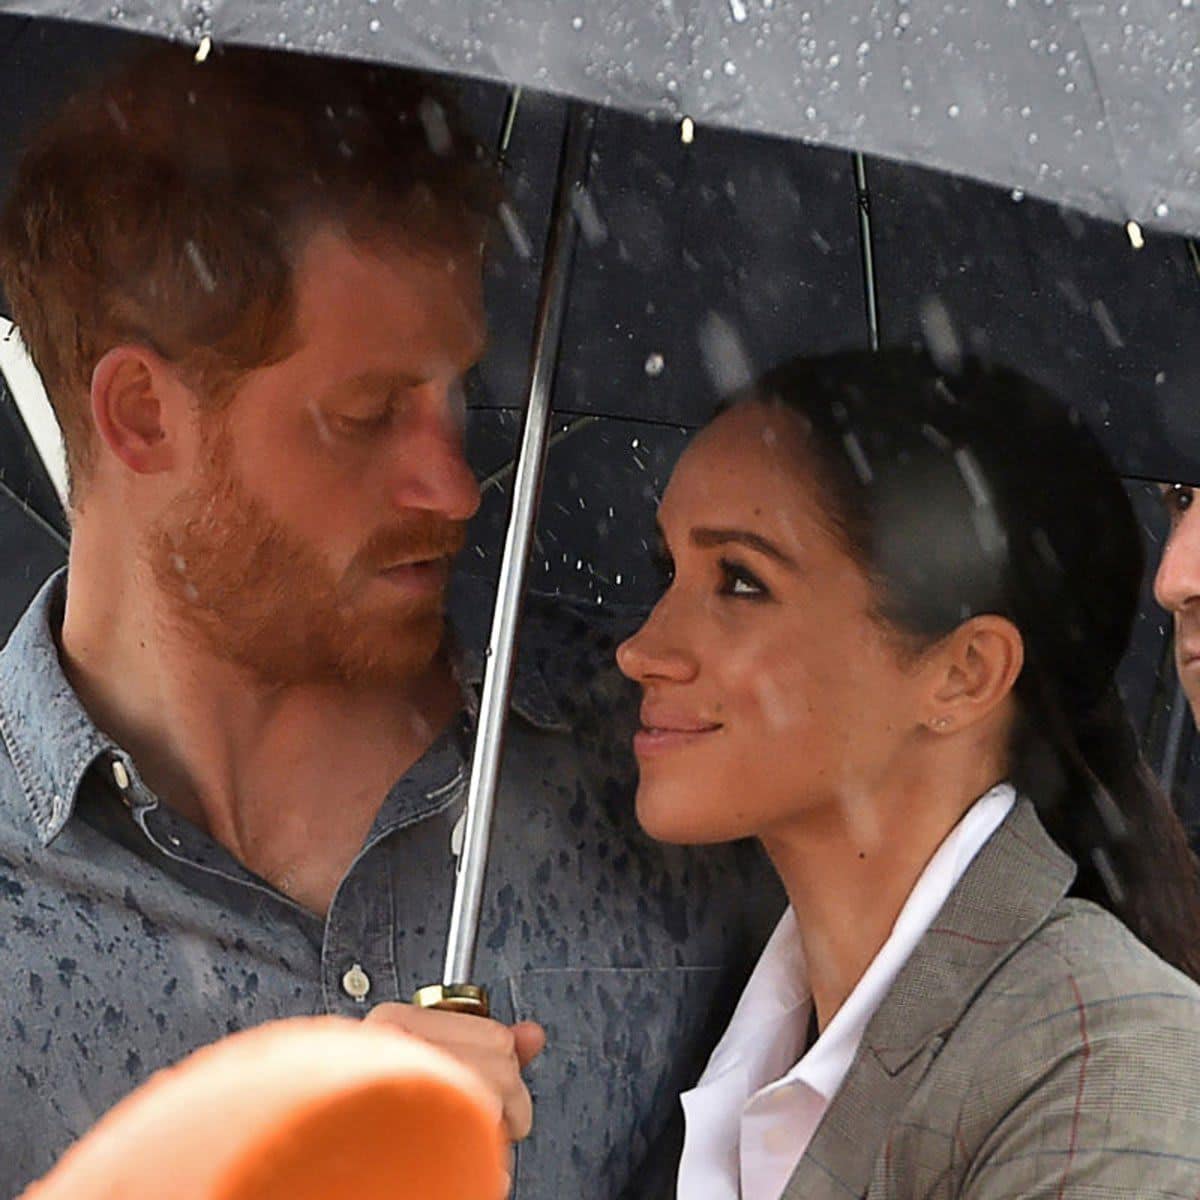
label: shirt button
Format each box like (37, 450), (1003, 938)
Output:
(342, 963), (371, 1003)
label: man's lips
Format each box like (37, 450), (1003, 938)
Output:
(375, 556), (452, 592)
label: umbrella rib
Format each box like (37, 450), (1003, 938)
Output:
(0, 473), (69, 551)
(853, 152), (881, 351)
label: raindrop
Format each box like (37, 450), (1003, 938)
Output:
(698, 312), (754, 393)
(723, 59), (738, 76)
(1090, 299), (1125, 349)
(369, 18), (381, 33)
(729, 0), (748, 22)
(680, 116), (695, 143)
(644, 352), (665, 377)
(1011, 188), (1026, 201)
(828, 53), (841, 67)
(498, 202), (533, 260)
(418, 97), (453, 156)
(571, 188), (608, 246)
(947, 103), (960, 118)
(843, 433), (873, 484)
(194, 34), (212, 62)
(919, 295), (962, 373)
(1155, 201), (1170, 217)
(1126, 219), (1145, 248)
(897, 11), (911, 27)
(572, 15), (584, 29)
(1156, 370), (1168, 384)
(184, 241), (217, 293)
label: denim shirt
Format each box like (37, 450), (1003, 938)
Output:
(0, 570), (783, 1198)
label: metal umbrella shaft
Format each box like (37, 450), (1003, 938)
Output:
(417, 103), (597, 1013)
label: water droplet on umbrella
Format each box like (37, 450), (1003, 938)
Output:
(368, 17), (381, 32)
(1011, 188), (1026, 201)
(729, 0), (748, 22)
(1155, 201), (1170, 217)
(723, 59), (738, 76)
(680, 116), (695, 143)
(947, 103), (961, 118)
(644, 353), (665, 377)
(572, 15), (584, 29)
(1126, 219), (1145, 248)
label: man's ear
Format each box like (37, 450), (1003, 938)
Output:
(923, 615), (1024, 735)
(90, 346), (189, 477)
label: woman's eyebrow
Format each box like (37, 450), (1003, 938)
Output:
(690, 526), (799, 569)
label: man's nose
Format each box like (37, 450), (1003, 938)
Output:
(386, 405), (481, 522)
(616, 601), (699, 685)
(1154, 510), (1200, 615)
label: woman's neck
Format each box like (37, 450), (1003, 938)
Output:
(760, 753), (1007, 1033)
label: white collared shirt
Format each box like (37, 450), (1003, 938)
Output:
(676, 783), (1016, 1200)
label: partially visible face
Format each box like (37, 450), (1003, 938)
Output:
(616, 401), (929, 846)
(147, 228), (484, 686)
(1154, 482), (1200, 721)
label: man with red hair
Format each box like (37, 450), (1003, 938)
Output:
(0, 44), (777, 1197)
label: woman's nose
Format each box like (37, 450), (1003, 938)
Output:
(616, 605), (698, 684)
(1155, 510), (1200, 615)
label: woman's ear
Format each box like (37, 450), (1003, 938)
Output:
(90, 346), (188, 477)
(923, 615), (1024, 735)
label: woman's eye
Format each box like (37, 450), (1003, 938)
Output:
(1161, 483), (1194, 524)
(719, 558), (768, 599)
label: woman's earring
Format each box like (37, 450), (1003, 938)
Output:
(930, 716), (952, 731)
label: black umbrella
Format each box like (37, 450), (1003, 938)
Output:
(0, 11), (1197, 1001)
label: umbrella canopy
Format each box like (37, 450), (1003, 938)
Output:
(0, 0), (1196, 237)
(0, 11), (1195, 973)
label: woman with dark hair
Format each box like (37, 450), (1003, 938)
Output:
(616, 348), (1200, 1199)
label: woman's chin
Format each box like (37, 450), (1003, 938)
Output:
(635, 786), (745, 846)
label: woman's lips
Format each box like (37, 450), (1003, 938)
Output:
(633, 723), (723, 756)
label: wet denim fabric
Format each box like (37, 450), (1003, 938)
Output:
(0, 570), (783, 1197)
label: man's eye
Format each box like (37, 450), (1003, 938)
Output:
(1160, 483), (1194, 524)
(719, 558), (768, 599)
(651, 551), (675, 585)
(335, 408), (391, 435)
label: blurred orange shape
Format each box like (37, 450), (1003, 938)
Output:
(21, 1015), (509, 1200)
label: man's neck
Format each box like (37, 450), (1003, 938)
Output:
(59, 550), (461, 915)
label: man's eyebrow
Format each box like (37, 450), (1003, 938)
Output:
(317, 369), (431, 403)
(690, 526), (800, 569)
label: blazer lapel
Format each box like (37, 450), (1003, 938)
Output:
(781, 798), (1076, 1199)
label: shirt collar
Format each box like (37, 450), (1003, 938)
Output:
(0, 568), (568, 847)
(0, 571), (120, 846)
(690, 783), (1018, 1103)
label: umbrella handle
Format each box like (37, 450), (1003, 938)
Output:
(411, 983), (491, 1018)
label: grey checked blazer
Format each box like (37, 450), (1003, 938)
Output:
(781, 797), (1200, 1199)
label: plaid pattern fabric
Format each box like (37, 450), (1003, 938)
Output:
(782, 799), (1200, 1199)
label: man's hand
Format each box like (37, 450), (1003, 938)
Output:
(363, 1003), (546, 1141)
